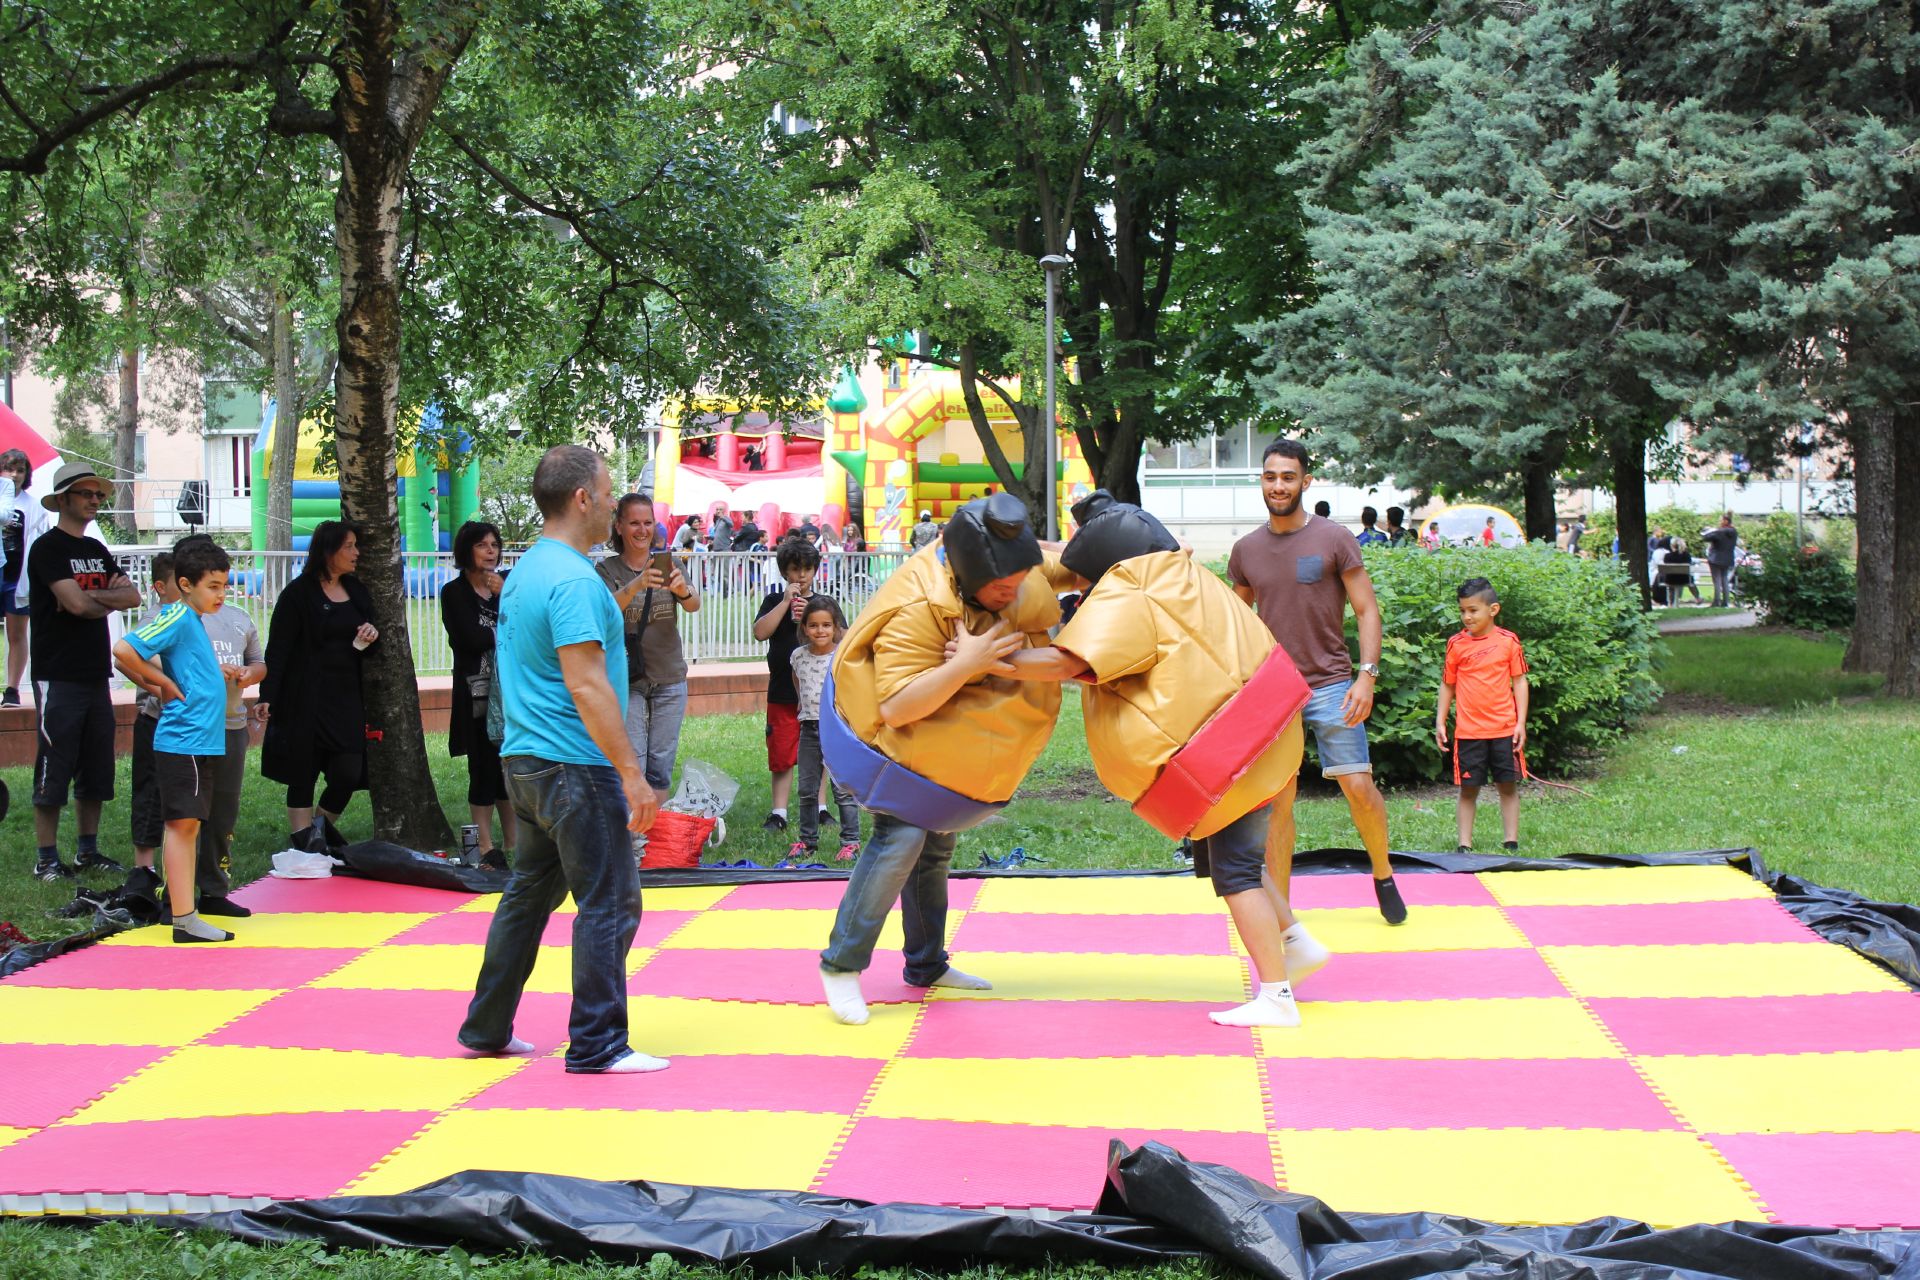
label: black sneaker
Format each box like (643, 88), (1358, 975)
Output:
(477, 848), (511, 874)
(196, 894), (253, 918)
(1502, 840), (1519, 852)
(1374, 875), (1409, 925)
(33, 857), (73, 883)
(0, 686), (18, 707)
(761, 812), (788, 834)
(74, 850), (125, 876)
(1455, 844), (1473, 854)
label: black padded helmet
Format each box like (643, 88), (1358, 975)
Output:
(942, 491), (1042, 607)
(1060, 490), (1179, 588)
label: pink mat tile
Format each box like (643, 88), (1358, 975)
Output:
(1711, 1132), (1920, 1229)
(1297, 949), (1568, 1002)
(1590, 992), (1920, 1057)
(633, 949), (930, 1005)
(950, 913), (1233, 956)
(229, 877), (475, 914)
(0, 1044), (173, 1127)
(710, 878), (983, 911)
(906, 999), (1256, 1059)
(4, 946), (360, 991)
(465, 1053), (882, 1114)
(1266, 1058), (1679, 1130)
(203, 987), (576, 1057)
(818, 1117), (1274, 1208)
(1289, 873), (1497, 909)
(1504, 900), (1820, 947)
(0, 1111), (434, 1199)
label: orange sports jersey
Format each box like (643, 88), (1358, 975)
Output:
(1443, 626), (1529, 739)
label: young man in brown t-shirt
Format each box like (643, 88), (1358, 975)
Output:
(1227, 438), (1405, 929)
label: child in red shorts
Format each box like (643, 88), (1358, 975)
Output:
(1434, 577), (1529, 852)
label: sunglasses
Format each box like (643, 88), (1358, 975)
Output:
(67, 487), (110, 501)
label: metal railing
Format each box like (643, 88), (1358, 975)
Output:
(111, 548), (911, 673)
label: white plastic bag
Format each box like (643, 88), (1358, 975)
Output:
(664, 758), (739, 820)
(270, 848), (336, 879)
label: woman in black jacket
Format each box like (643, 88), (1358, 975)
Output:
(255, 520), (380, 851)
(441, 520), (514, 867)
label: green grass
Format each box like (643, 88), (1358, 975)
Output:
(1659, 628), (1883, 707)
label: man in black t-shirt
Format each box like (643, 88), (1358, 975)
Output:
(26, 463), (141, 882)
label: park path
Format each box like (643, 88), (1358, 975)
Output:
(1657, 610), (1759, 634)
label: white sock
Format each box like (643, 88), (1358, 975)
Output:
(171, 911), (233, 943)
(598, 1050), (671, 1074)
(929, 967), (992, 991)
(1282, 924), (1332, 983)
(1210, 981), (1301, 1028)
(820, 967), (869, 1024)
(772, 807), (788, 820)
(460, 1036), (534, 1058)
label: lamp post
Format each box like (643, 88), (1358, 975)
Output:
(1039, 254), (1071, 540)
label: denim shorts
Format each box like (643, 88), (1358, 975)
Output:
(1302, 679), (1372, 778)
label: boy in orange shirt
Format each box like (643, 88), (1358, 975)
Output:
(1434, 577), (1529, 852)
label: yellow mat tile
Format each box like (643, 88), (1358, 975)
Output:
(0, 987), (278, 1047)
(0, 1126), (30, 1150)
(624, 996), (919, 1059)
(923, 952), (1246, 1003)
(1277, 1129), (1762, 1227)
(661, 908), (910, 952)
(970, 876), (1221, 915)
(67, 1045), (521, 1124)
(454, 888), (732, 915)
(869, 1055), (1267, 1133)
(98, 913), (433, 950)
(1541, 943), (1906, 999)
(1297, 906), (1528, 954)
(313, 944), (653, 994)
(1639, 1049), (1920, 1134)
(1483, 865), (1774, 908)
(350, 1107), (844, 1196)
(1259, 998), (1620, 1060)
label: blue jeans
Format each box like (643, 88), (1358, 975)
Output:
(820, 812), (954, 985)
(460, 756), (640, 1072)
(1301, 679), (1372, 778)
(624, 679), (688, 793)
(794, 720), (859, 850)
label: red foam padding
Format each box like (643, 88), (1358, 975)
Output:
(949, 912), (1234, 956)
(634, 949), (930, 1005)
(906, 999), (1256, 1059)
(228, 877), (475, 914)
(1710, 1132), (1920, 1229)
(1133, 646), (1309, 838)
(1589, 992), (1920, 1057)
(818, 1117), (1275, 1209)
(707, 879), (984, 911)
(1294, 949), (1570, 1002)
(203, 987), (576, 1057)
(465, 1053), (882, 1114)
(1288, 873), (1499, 909)
(3, 946), (361, 991)
(0, 1044), (172, 1127)
(1266, 1058), (1679, 1130)
(0, 1111), (435, 1199)
(1504, 900), (1822, 947)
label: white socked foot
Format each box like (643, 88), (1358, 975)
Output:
(1210, 982), (1302, 1028)
(929, 967), (992, 991)
(460, 1036), (535, 1058)
(821, 967), (870, 1024)
(1282, 924), (1332, 983)
(598, 1050), (671, 1074)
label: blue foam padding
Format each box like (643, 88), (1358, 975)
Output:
(818, 671), (1005, 834)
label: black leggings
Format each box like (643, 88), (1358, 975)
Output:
(285, 749), (366, 813)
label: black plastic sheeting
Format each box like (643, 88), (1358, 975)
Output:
(337, 840), (511, 895)
(97, 1142), (1920, 1278)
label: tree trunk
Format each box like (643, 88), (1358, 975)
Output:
(267, 290), (301, 555)
(956, 342), (1046, 517)
(329, 0), (460, 851)
(1887, 407), (1920, 698)
(1522, 455), (1557, 543)
(114, 320), (139, 540)
(1096, 404), (1143, 506)
(1844, 406), (1894, 673)
(1609, 434), (1649, 609)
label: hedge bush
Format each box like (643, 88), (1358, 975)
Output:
(1347, 544), (1662, 784)
(1735, 515), (1856, 632)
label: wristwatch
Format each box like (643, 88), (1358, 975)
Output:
(1356, 662), (1380, 678)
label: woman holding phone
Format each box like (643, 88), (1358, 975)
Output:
(596, 493), (699, 856)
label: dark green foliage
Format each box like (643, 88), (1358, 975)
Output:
(1356, 545), (1660, 783)
(1736, 519), (1857, 634)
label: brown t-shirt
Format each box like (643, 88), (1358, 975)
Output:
(1227, 515), (1364, 688)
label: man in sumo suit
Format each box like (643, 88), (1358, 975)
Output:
(994, 491), (1329, 1027)
(817, 492), (1078, 1024)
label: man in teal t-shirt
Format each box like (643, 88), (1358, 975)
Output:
(460, 445), (668, 1077)
(113, 539), (236, 944)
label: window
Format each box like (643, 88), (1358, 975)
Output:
(207, 434), (252, 499)
(1175, 438), (1212, 469)
(1216, 424), (1252, 472)
(1143, 441), (1176, 469)
(885, 360), (904, 391)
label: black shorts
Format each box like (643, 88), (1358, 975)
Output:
(1455, 736), (1520, 788)
(1187, 804), (1271, 898)
(33, 680), (116, 807)
(155, 750), (221, 824)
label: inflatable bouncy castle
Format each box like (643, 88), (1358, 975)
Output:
(250, 403), (477, 552)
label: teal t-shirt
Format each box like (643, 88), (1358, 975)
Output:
(126, 601), (226, 755)
(497, 538), (627, 766)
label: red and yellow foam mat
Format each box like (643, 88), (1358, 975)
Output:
(2, 864), (1917, 1228)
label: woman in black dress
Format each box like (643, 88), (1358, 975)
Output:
(255, 520), (380, 851)
(441, 520), (515, 867)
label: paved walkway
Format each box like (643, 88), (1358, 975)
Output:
(1657, 610), (1760, 634)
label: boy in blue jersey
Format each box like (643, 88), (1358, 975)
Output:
(113, 539), (236, 943)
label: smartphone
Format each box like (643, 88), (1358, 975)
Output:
(650, 549), (675, 580)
